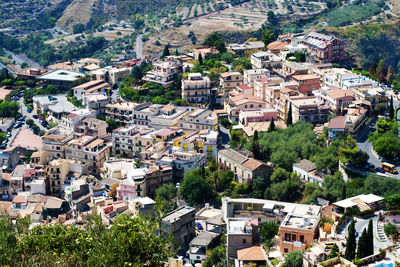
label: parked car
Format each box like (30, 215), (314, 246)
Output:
(27, 108), (32, 113)
(375, 167), (385, 173)
(0, 143), (6, 149)
(6, 132), (11, 138)
(17, 117), (25, 122)
(12, 96), (19, 101)
(33, 115), (38, 119)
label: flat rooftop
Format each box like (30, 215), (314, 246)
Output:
(37, 69), (85, 82)
(163, 206), (195, 224)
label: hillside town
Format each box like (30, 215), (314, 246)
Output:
(0, 30), (399, 266)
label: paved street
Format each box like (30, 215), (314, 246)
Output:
(355, 114), (400, 179)
(4, 50), (42, 69)
(18, 98), (47, 131)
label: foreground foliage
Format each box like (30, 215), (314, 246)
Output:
(0, 215), (173, 266)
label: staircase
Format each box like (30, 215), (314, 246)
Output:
(377, 221), (388, 242)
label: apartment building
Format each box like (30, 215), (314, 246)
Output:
(274, 61), (311, 80)
(65, 136), (111, 174)
(239, 108), (278, 125)
(46, 158), (89, 197)
(72, 80), (111, 100)
(325, 89), (354, 112)
(220, 72), (243, 97)
(142, 57), (183, 88)
(178, 108), (218, 131)
(328, 107), (368, 140)
(225, 95), (266, 123)
(149, 105), (188, 129)
(243, 68), (270, 87)
(221, 197), (321, 255)
(75, 117), (108, 139)
(106, 102), (154, 126)
(291, 74), (320, 95)
(42, 127), (74, 160)
(60, 109), (96, 130)
(157, 150), (206, 173)
(250, 51), (282, 69)
(82, 93), (109, 115)
(217, 149), (271, 183)
(181, 130), (218, 159)
(301, 32), (347, 64)
(226, 217), (259, 261)
(182, 73), (211, 103)
(117, 165), (172, 199)
(92, 66), (131, 85)
(112, 125), (154, 157)
(161, 206), (196, 245)
(289, 97), (330, 124)
(253, 77), (283, 102)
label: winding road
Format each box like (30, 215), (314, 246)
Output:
(135, 33), (144, 59)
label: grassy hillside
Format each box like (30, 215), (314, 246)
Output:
(330, 21), (400, 70)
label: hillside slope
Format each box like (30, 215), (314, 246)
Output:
(56, 0), (207, 32)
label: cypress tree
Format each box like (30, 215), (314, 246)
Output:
(268, 117), (276, 132)
(345, 220), (357, 260)
(367, 219), (374, 256)
(162, 45), (170, 58)
(389, 96), (394, 120)
(198, 54), (203, 65)
(342, 185), (346, 200)
(357, 228), (368, 259)
(286, 103), (293, 126)
(252, 130), (260, 159)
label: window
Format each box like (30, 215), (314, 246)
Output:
(285, 233), (291, 241)
(300, 235), (304, 243)
(292, 234), (296, 241)
(284, 248), (288, 253)
(242, 239), (246, 244)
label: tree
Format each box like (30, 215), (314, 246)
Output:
(198, 54), (203, 65)
(389, 96), (394, 120)
(131, 66), (143, 80)
(376, 59), (387, 83)
(327, 243), (340, 259)
(386, 193), (400, 210)
(345, 219), (357, 260)
(87, 215), (174, 266)
(367, 219), (374, 256)
(270, 167), (290, 182)
(220, 52), (234, 63)
(357, 228), (368, 259)
(106, 118), (119, 132)
(282, 250), (303, 267)
(252, 130), (260, 160)
(251, 176), (269, 199)
(178, 168), (216, 206)
(268, 117), (276, 132)
(162, 45), (170, 58)
(387, 65), (395, 84)
(0, 217), (17, 265)
(260, 221), (279, 241)
(342, 185), (346, 200)
(261, 29), (276, 47)
(155, 183), (177, 200)
(20, 62), (29, 69)
(73, 23), (85, 34)
(203, 32), (226, 53)
(286, 103), (293, 125)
